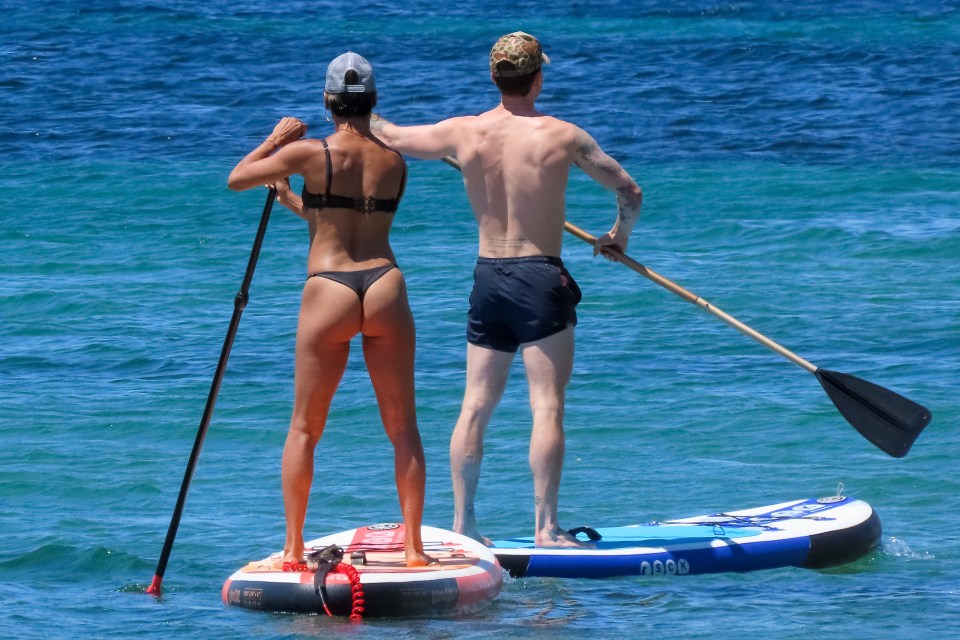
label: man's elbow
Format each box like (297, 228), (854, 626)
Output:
(623, 182), (643, 209)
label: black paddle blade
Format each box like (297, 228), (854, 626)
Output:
(815, 369), (931, 458)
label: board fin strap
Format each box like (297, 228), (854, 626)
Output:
(568, 526), (603, 542)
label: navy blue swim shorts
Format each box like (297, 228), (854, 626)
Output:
(466, 256), (582, 353)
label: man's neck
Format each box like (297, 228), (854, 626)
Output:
(499, 96), (538, 115)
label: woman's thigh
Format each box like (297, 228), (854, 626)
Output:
(359, 270), (418, 429)
(290, 278), (363, 432)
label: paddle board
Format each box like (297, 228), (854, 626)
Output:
(492, 495), (881, 579)
(223, 523), (502, 617)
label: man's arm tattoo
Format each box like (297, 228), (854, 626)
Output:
(573, 134), (621, 179)
(617, 184), (642, 211)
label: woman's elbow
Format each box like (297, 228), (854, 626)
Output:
(227, 172), (249, 192)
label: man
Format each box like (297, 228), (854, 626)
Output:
(372, 31), (642, 547)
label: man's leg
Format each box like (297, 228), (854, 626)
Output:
(521, 326), (586, 548)
(450, 342), (513, 543)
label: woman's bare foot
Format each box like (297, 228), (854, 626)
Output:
(282, 543), (304, 565)
(405, 550), (438, 567)
(264, 550), (306, 572)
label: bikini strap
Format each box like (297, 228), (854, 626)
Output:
(321, 138), (332, 197)
(396, 158), (407, 202)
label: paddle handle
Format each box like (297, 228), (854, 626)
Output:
(563, 221), (819, 375)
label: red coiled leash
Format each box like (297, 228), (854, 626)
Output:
(286, 545), (365, 621)
(334, 562), (365, 621)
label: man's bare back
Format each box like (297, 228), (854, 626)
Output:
(372, 96), (640, 258)
(451, 105), (577, 257)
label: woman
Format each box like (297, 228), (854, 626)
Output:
(228, 52), (432, 567)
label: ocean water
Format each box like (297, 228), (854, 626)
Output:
(2, 1), (958, 638)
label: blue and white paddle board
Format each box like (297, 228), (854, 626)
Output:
(492, 495), (880, 579)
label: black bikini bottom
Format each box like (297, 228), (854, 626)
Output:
(307, 264), (398, 303)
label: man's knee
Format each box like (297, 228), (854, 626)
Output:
(529, 397), (565, 419)
(461, 380), (506, 414)
(458, 400), (496, 429)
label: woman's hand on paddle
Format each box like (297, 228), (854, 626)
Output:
(266, 117), (307, 148)
(267, 177), (308, 221)
(271, 176), (293, 201)
(229, 118), (306, 192)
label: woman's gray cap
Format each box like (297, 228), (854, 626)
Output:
(325, 52), (376, 94)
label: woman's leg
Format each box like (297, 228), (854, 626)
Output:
(360, 270), (432, 566)
(282, 278), (360, 562)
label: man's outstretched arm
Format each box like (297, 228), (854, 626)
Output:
(370, 114), (464, 160)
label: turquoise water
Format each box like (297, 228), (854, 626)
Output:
(2, 2), (958, 638)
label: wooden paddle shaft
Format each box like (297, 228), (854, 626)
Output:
(563, 221), (819, 375)
(436, 153), (817, 374)
(434, 152), (928, 456)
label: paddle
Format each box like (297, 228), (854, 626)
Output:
(562, 222), (931, 458)
(146, 187), (277, 596)
(438, 155), (930, 457)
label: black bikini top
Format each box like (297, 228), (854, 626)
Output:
(301, 138), (406, 214)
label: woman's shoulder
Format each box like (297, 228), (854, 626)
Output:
(293, 137), (329, 150)
(280, 137), (328, 160)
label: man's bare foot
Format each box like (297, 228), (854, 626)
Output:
(534, 527), (595, 549)
(455, 527), (494, 547)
